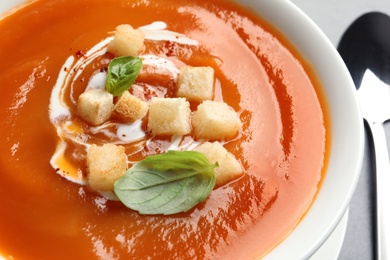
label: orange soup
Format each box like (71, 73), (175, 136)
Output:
(0, 0), (328, 259)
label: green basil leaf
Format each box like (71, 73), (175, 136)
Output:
(105, 56), (142, 96)
(114, 150), (217, 215)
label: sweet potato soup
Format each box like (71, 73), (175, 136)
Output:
(0, 0), (329, 259)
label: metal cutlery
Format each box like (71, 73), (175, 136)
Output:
(358, 69), (390, 259)
(338, 11), (390, 259)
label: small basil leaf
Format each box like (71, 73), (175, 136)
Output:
(114, 150), (217, 215)
(105, 56), (142, 96)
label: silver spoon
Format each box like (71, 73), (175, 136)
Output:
(338, 12), (390, 259)
(358, 69), (390, 259)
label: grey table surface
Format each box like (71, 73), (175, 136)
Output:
(289, 1), (390, 259)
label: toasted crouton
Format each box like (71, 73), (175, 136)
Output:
(107, 24), (145, 57)
(177, 66), (214, 102)
(113, 91), (149, 122)
(147, 97), (191, 136)
(192, 100), (242, 140)
(86, 144), (127, 192)
(77, 88), (114, 126)
(194, 142), (242, 187)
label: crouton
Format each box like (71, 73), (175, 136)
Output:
(77, 88), (114, 126)
(194, 142), (242, 187)
(147, 97), (191, 136)
(113, 91), (149, 122)
(177, 66), (214, 102)
(86, 144), (127, 192)
(192, 100), (242, 140)
(107, 24), (145, 57)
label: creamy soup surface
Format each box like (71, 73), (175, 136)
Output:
(0, 0), (329, 259)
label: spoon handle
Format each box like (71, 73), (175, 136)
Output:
(367, 120), (390, 260)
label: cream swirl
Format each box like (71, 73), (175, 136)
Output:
(49, 22), (199, 184)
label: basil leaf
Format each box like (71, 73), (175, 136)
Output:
(114, 150), (217, 215)
(105, 56), (142, 96)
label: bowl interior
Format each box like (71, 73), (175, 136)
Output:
(242, 0), (363, 259)
(0, 0), (364, 259)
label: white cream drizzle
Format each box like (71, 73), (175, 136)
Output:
(141, 54), (181, 81)
(86, 72), (107, 91)
(117, 120), (146, 142)
(139, 21), (198, 45)
(49, 21), (200, 186)
(49, 56), (74, 122)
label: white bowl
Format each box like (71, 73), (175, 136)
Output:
(0, 0), (364, 259)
